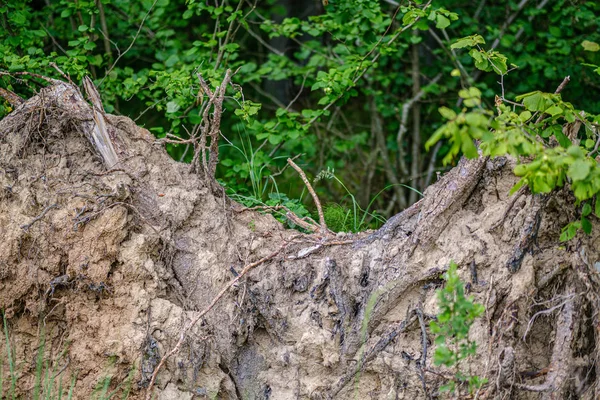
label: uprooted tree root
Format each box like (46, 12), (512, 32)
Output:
(2, 77), (600, 399)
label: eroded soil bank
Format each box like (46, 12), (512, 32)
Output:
(2, 81), (600, 399)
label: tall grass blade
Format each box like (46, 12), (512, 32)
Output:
(33, 325), (46, 400)
(67, 374), (77, 400)
(2, 312), (17, 399)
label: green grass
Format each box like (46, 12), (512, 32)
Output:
(2, 310), (134, 400)
(317, 168), (423, 232)
(2, 311), (17, 399)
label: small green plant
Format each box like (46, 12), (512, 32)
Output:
(2, 311), (77, 400)
(430, 262), (486, 396)
(90, 357), (135, 400)
(315, 167), (409, 232)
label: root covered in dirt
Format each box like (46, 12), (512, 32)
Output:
(2, 77), (600, 399)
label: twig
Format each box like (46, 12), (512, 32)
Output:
(144, 243), (288, 399)
(49, 62), (75, 86)
(554, 75), (571, 95)
(190, 70), (233, 181)
(523, 294), (575, 341)
(213, 0), (244, 70)
(20, 204), (58, 231)
(287, 158), (328, 234)
(286, 212), (321, 233)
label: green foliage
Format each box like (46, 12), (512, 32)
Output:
(426, 35), (600, 239)
(2, 0), (600, 233)
(430, 262), (486, 395)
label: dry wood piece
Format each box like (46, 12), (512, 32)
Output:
(82, 76), (119, 168)
(189, 69), (232, 183)
(287, 158), (329, 235)
(0, 87), (24, 107)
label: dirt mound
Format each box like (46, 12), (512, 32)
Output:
(2, 79), (600, 399)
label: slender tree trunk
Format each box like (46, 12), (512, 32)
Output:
(409, 33), (421, 205)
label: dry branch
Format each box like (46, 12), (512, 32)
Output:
(287, 158), (329, 235)
(190, 70), (232, 183)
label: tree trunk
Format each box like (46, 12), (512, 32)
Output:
(1, 80), (600, 400)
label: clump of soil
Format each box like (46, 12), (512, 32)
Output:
(2, 79), (600, 399)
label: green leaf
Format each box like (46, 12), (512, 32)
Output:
(541, 125), (562, 138)
(438, 107), (457, 120)
(521, 92), (545, 112)
(585, 139), (595, 149)
(513, 164), (527, 176)
(555, 130), (572, 148)
(582, 203), (592, 217)
(451, 34), (485, 49)
(582, 217), (592, 235)
(436, 14), (450, 29)
(545, 105), (563, 117)
(595, 196), (600, 217)
(582, 40), (600, 52)
(518, 111), (532, 122)
(268, 134), (283, 145)
(509, 179), (527, 195)
(569, 159), (590, 181)
(461, 133), (478, 158)
(166, 101), (180, 114)
(488, 52), (508, 75)
(568, 145), (585, 158)
(165, 54), (179, 68)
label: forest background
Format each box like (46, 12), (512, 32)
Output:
(2, 0), (600, 233)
